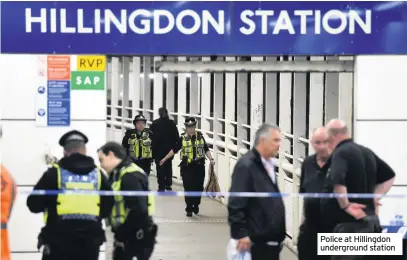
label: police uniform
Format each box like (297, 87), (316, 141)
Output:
(26, 130), (114, 260)
(109, 158), (157, 260)
(122, 115), (154, 176)
(172, 117), (210, 217)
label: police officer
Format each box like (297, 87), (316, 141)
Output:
(97, 141), (157, 260)
(26, 130), (114, 260)
(160, 116), (215, 217)
(122, 114), (154, 176)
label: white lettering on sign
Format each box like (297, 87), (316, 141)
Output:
(24, 8), (371, 35)
(239, 9), (371, 35)
(318, 233), (403, 256)
(75, 76), (100, 85)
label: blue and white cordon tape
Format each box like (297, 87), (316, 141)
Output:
(18, 189), (407, 199)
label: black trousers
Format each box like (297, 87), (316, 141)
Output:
(155, 159), (173, 190)
(251, 244), (280, 260)
(113, 244), (154, 260)
(181, 163), (205, 212)
(132, 158), (152, 176)
(42, 244), (99, 260)
(298, 222), (330, 260)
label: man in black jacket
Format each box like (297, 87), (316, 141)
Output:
(98, 142), (157, 260)
(297, 127), (331, 260)
(228, 123), (286, 260)
(27, 130), (114, 260)
(150, 107), (179, 191)
(322, 119), (396, 233)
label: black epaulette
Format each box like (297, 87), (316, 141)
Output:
(196, 131), (203, 139)
(143, 128), (153, 136)
(125, 129), (134, 135)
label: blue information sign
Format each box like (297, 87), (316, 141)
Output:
(47, 80), (71, 126)
(1, 1), (407, 55)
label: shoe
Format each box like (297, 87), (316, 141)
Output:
(166, 186), (172, 191)
(186, 212), (193, 217)
(157, 188), (165, 192)
(193, 205), (199, 215)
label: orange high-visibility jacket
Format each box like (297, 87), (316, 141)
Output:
(1, 164), (17, 260)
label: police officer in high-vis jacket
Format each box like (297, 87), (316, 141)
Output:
(97, 141), (157, 260)
(160, 116), (215, 217)
(122, 114), (154, 176)
(26, 130), (114, 260)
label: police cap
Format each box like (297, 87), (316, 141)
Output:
(133, 114), (147, 124)
(59, 130), (88, 147)
(184, 116), (197, 126)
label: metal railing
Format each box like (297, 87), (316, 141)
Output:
(106, 104), (307, 252)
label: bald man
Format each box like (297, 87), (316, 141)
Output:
(321, 119), (395, 240)
(297, 127), (331, 260)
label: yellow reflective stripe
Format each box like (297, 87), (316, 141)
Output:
(148, 195), (155, 215)
(130, 133), (152, 159)
(121, 164), (144, 175)
(196, 138), (205, 158)
(181, 137), (193, 163)
(44, 164), (60, 223)
(54, 166), (101, 218)
(44, 210), (48, 223)
(181, 135), (205, 163)
(110, 163), (153, 228)
(53, 164), (62, 189)
(97, 167), (102, 190)
(134, 138), (140, 158)
(43, 167), (102, 224)
(129, 136), (139, 158)
(141, 132), (152, 158)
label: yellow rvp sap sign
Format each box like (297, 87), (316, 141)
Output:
(77, 55), (106, 71)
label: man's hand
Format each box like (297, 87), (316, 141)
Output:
(236, 236), (251, 252)
(345, 203), (367, 220)
(159, 158), (166, 166)
(210, 158), (215, 166)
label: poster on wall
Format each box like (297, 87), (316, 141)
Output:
(35, 55), (71, 127)
(35, 55), (106, 127)
(72, 55), (106, 91)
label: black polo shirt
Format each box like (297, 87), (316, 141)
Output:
(300, 154), (330, 225)
(321, 139), (396, 229)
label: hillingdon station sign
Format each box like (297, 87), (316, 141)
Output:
(1, 1), (407, 55)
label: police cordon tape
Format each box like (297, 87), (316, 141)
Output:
(18, 190), (407, 199)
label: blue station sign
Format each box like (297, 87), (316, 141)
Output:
(1, 1), (407, 55)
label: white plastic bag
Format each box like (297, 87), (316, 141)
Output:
(227, 239), (252, 260)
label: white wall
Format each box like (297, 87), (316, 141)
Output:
(0, 54), (107, 260)
(354, 55), (407, 225)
